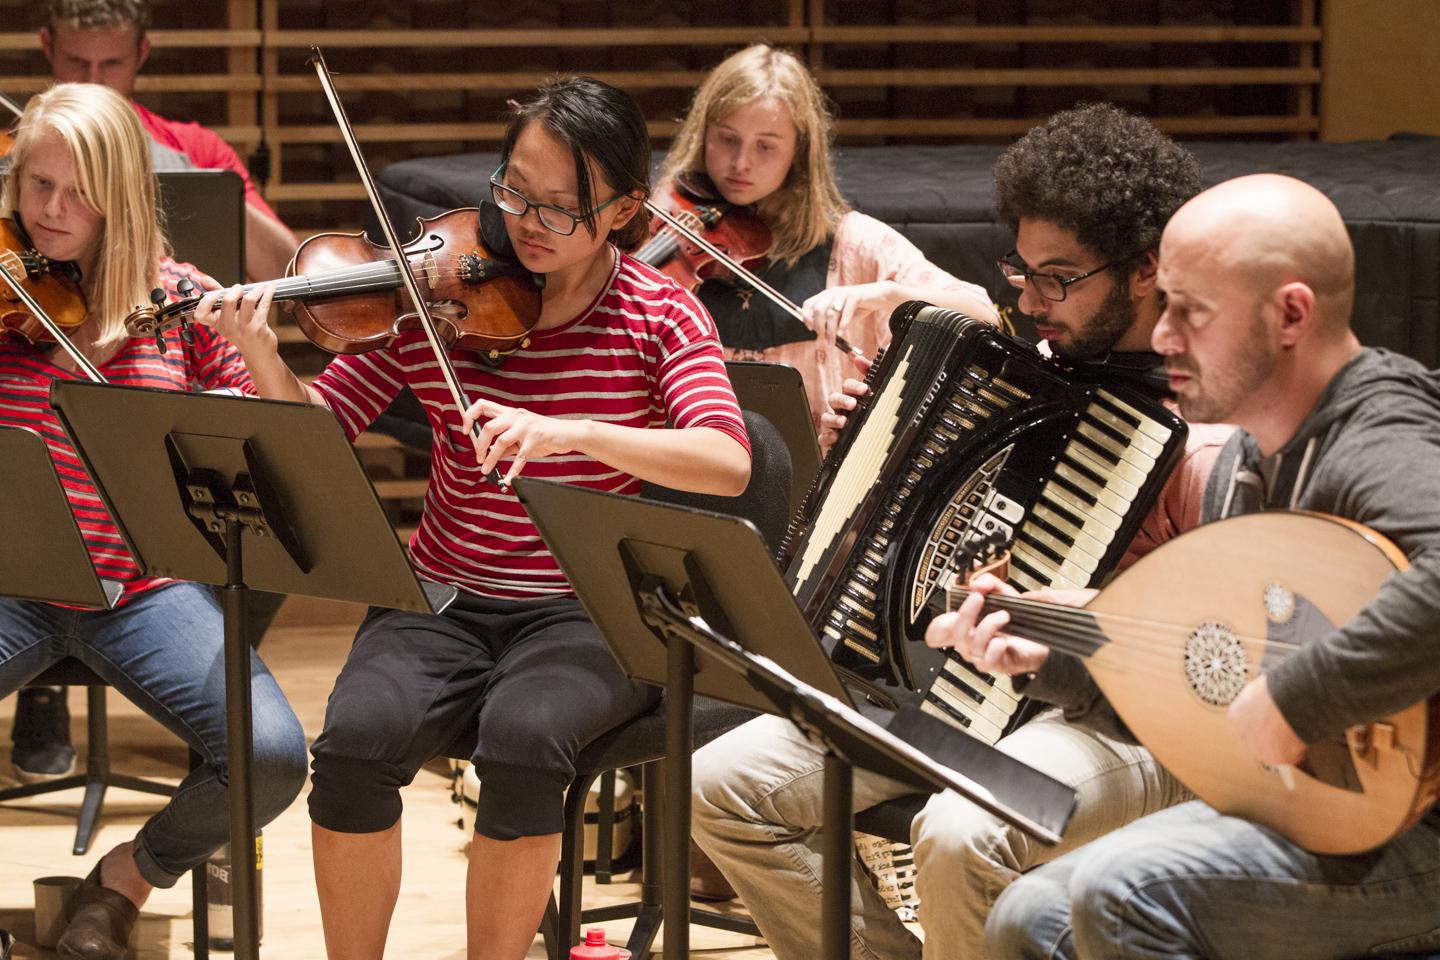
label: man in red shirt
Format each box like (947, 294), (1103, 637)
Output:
(38, 0), (298, 283)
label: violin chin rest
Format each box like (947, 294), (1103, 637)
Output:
(477, 201), (544, 290)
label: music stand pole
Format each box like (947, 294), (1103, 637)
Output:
(821, 751), (854, 960)
(221, 520), (258, 956)
(663, 636), (693, 960)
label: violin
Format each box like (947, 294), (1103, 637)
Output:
(0, 219), (107, 382)
(636, 173), (773, 289)
(125, 206), (543, 363)
(641, 183), (866, 361)
(1, 218), (88, 344)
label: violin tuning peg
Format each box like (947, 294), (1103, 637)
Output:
(149, 287), (167, 307)
(177, 278), (196, 297)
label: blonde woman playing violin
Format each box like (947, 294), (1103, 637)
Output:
(658, 44), (998, 444)
(0, 82), (305, 960)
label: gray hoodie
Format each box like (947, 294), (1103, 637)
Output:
(1023, 347), (1440, 747)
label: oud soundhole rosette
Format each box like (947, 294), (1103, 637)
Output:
(1184, 620), (1249, 706)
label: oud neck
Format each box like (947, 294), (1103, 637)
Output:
(942, 585), (1108, 661)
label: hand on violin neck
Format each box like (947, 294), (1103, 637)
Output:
(461, 397), (584, 487)
(195, 279), (278, 358)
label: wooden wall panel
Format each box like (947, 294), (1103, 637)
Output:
(0, 0), (1322, 233)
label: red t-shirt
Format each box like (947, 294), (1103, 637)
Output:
(131, 100), (282, 224)
(311, 252), (752, 599)
(0, 259), (255, 600)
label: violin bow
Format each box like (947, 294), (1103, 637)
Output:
(0, 260), (107, 383)
(643, 199), (866, 361)
(0, 92), (22, 122)
(307, 47), (506, 486)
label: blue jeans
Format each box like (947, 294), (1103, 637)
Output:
(0, 582), (307, 888)
(986, 799), (1440, 959)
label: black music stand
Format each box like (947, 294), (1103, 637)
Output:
(48, 382), (456, 960)
(516, 478), (1075, 960)
(0, 426), (120, 609)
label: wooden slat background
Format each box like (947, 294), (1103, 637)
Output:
(0, 0), (1322, 233)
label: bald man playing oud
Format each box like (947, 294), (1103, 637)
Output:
(928, 174), (1440, 959)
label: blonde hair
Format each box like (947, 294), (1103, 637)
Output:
(1, 82), (165, 346)
(662, 44), (850, 267)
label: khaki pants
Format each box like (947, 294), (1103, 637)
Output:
(691, 710), (1190, 960)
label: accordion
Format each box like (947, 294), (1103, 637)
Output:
(781, 302), (1187, 741)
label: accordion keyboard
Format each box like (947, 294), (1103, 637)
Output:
(1006, 389), (1179, 591)
(783, 303), (1186, 747)
(917, 389), (1182, 740)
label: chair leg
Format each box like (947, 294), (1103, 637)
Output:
(554, 770), (600, 959)
(0, 684), (180, 855)
(73, 686), (111, 855)
(622, 763), (664, 960)
(594, 768), (616, 884)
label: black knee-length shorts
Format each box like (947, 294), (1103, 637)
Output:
(307, 591), (659, 840)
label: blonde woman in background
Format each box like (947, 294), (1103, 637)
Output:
(0, 82), (305, 960)
(658, 44), (997, 443)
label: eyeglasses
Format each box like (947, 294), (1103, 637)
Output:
(996, 251), (1128, 303)
(489, 163), (625, 237)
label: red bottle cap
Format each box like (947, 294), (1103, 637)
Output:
(569, 927), (631, 960)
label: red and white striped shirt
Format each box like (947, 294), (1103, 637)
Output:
(311, 251), (750, 599)
(0, 259), (255, 600)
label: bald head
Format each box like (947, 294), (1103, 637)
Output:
(1163, 174), (1354, 332)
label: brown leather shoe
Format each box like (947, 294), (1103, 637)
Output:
(689, 841), (738, 903)
(55, 864), (138, 960)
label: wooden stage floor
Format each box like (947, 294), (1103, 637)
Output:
(0, 611), (774, 959)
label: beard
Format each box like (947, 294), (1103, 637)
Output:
(1170, 306), (1275, 423)
(1049, 276), (1137, 361)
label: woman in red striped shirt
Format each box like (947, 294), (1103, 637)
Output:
(0, 82), (306, 960)
(204, 77), (752, 960)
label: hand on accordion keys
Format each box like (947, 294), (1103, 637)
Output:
(927, 572), (1096, 677)
(817, 353), (874, 447)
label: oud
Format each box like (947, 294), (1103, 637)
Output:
(947, 511), (1440, 855)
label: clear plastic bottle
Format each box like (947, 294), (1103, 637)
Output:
(205, 833), (263, 950)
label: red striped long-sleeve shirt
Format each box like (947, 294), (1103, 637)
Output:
(311, 251), (751, 599)
(0, 259), (255, 600)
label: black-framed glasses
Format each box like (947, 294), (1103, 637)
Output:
(489, 163), (624, 237)
(996, 250), (1127, 303)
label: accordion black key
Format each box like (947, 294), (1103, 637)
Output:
(781, 302), (1187, 742)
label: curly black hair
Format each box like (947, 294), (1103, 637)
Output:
(993, 103), (1201, 265)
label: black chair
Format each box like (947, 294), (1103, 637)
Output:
(441, 695), (759, 959)
(442, 409), (790, 958)
(0, 659), (175, 855)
